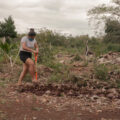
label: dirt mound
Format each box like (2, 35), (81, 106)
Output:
(13, 83), (120, 100)
(16, 83), (83, 97)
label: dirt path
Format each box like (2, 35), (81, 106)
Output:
(0, 85), (120, 120)
(0, 100), (120, 120)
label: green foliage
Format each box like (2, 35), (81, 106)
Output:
(104, 19), (120, 43)
(88, 0), (120, 35)
(107, 43), (120, 52)
(1, 42), (9, 54)
(67, 35), (87, 48)
(0, 56), (4, 63)
(69, 75), (87, 87)
(94, 64), (109, 81)
(73, 54), (82, 61)
(0, 42), (16, 54)
(82, 60), (89, 67)
(116, 79), (120, 88)
(36, 28), (87, 50)
(0, 40), (18, 67)
(36, 28), (66, 46)
(0, 16), (17, 43)
(88, 37), (120, 56)
(37, 43), (54, 64)
(89, 41), (105, 57)
(88, 37), (99, 45)
(48, 63), (71, 84)
(47, 62), (63, 72)
(48, 73), (63, 83)
(88, 0), (120, 19)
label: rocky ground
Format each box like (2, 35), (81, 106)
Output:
(0, 52), (120, 120)
(0, 84), (120, 120)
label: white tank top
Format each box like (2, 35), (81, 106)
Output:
(20, 36), (37, 52)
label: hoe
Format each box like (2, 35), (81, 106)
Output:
(34, 53), (38, 81)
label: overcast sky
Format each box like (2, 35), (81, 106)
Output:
(0, 0), (109, 36)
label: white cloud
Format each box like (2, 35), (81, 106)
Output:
(0, 0), (109, 36)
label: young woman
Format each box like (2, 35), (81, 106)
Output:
(18, 29), (39, 85)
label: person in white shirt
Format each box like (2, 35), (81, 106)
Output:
(18, 29), (39, 85)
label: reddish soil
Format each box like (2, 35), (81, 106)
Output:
(15, 83), (120, 99)
(0, 52), (120, 120)
(0, 100), (120, 120)
(0, 84), (120, 120)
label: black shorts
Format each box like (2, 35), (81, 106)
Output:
(19, 51), (32, 63)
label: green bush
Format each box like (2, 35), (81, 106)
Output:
(116, 79), (120, 88)
(48, 63), (71, 84)
(73, 54), (83, 61)
(46, 62), (63, 72)
(104, 19), (120, 43)
(37, 43), (54, 64)
(94, 64), (109, 81)
(48, 73), (62, 83)
(107, 43), (120, 52)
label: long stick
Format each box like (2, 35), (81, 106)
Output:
(34, 53), (38, 81)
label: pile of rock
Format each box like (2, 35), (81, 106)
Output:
(98, 52), (120, 64)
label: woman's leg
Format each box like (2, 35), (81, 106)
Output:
(18, 63), (28, 85)
(25, 58), (37, 82)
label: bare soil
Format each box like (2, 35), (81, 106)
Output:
(0, 83), (120, 120)
(0, 52), (120, 120)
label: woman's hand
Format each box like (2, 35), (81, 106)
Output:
(36, 49), (39, 53)
(34, 43), (39, 55)
(33, 50), (38, 54)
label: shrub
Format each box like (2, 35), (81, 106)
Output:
(48, 73), (62, 83)
(73, 54), (83, 61)
(107, 43), (120, 52)
(116, 79), (120, 88)
(94, 64), (109, 81)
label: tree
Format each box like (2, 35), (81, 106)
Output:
(88, 0), (120, 35)
(104, 19), (120, 43)
(0, 16), (18, 69)
(0, 16), (17, 43)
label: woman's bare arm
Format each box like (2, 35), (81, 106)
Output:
(22, 42), (36, 53)
(34, 42), (39, 53)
